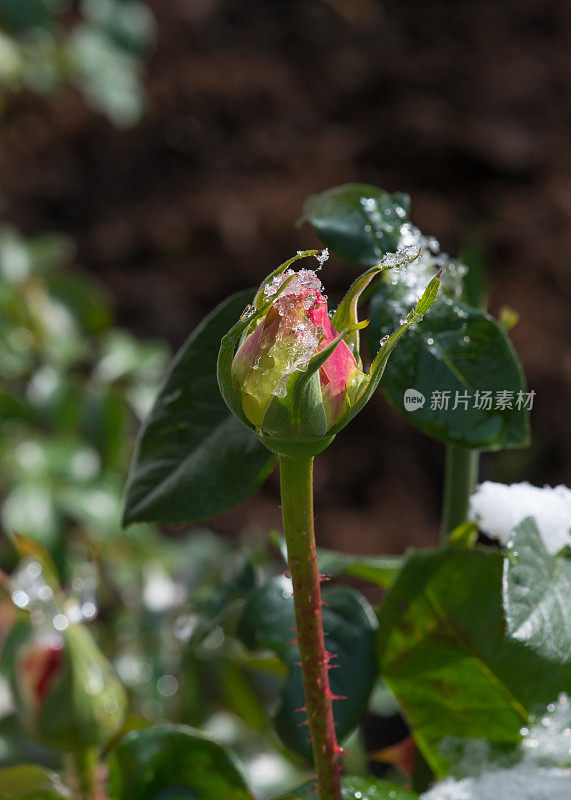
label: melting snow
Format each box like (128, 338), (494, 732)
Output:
(422, 694), (571, 800)
(257, 268), (324, 396)
(421, 765), (570, 800)
(469, 482), (571, 554)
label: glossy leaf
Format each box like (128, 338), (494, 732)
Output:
(0, 765), (70, 799)
(237, 577), (378, 760)
(503, 517), (571, 664)
(368, 288), (529, 449)
(301, 184), (411, 266)
(107, 724), (254, 800)
(377, 546), (571, 776)
(123, 291), (275, 525)
(275, 775), (418, 799)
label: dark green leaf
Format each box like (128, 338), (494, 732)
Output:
(123, 291), (275, 525)
(503, 517), (571, 664)
(107, 725), (254, 800)
(369, 289), (529, 449)
(377, 546), (571, 776)
(237, 577), (378, 760)
(0, 765), (69, 799)
(275, 775), (418, 799)
(301, 184), (411, 267)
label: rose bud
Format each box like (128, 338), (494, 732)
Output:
(219, 249), (441, 458)
(16, 623), (127, 752)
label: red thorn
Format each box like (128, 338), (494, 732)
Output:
(328, 691), (348, 701)
(297, 719), (309, 728)
(294, 705), (307, 714)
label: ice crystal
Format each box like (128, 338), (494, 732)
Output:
(256, 268), (324, 397)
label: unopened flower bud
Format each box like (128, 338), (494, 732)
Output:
(231, 268), (365, 431)
(218, 249), (440, 457)
(16, 624), (127, 752)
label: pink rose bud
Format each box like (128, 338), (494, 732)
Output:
(231, 268), (365, 430)
(219, 249), (440, 457)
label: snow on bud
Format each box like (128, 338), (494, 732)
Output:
(231, 267), (365, 430)
(218, 248), (439, 457)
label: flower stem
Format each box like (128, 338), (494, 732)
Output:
(69, 748), (99, 800)
(279, 455), (342, 800)
(440, 444), (479, 541)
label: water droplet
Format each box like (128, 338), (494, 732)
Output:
(12, 590), (29, 608)
(157, 674), (178, 697)
(53, 614), (69, 631)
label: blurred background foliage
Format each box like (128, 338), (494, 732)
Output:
(0, 226), (313, 797)
(0, 0), (154, 126)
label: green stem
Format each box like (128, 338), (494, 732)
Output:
(69, 748), (99, 800)
(279, 455), (342, 800)
(440, 444), (479, 541)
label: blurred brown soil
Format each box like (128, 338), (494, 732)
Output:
(0, 0), (569, 554)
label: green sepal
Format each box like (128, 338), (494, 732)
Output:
(289, 319), (368, 423)
(254, 249), (320, 308)
(262, 371), (328, 442)
(257, 321), (368, 457)
(331, 247), (420, 362)
(413, 269), (442, 317)
(329, 269), (442, 436)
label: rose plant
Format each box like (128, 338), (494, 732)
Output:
(1, 186), (569, 800)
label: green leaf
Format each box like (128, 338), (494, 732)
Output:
(107, 724), (254, 800)
(369, 289), (529, 449)
(275, 775), (418, 799)
(317, 548), (402, 589)
(0, 765), (70, 799)
(503, 517), (571, 664)
(377, 546), (571, 776)
(301, 184), (411, 266)
(237, 577), (378, 760)
(123, 291), (275, 525)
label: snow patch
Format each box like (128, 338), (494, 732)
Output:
(469, 481), (571, 554)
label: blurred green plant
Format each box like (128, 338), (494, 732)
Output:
(0, 0), (155, 125)
(0, 225), (168, 566)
